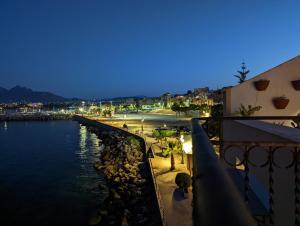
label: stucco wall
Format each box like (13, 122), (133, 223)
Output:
(225, 56), (300, 116)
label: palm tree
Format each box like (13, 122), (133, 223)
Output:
(168, 141), (176, 170)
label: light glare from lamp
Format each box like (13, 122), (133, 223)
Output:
(183, 142), (192, 154)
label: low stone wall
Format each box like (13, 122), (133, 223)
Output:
(74, 115), (145, 149)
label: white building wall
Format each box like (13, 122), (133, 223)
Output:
(225, 55), (300, 116)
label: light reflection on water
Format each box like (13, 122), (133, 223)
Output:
(0, 121), (108, 226)
(77, 125), (106, 196)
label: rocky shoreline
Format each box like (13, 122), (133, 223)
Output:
(88, 126), (162, 226)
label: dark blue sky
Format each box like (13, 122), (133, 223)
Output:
(1, 0), (300, 99)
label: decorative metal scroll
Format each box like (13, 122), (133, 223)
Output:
(221, 142), (300, 226)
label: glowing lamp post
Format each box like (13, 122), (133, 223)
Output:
(141, 117), (145, 135)
(180, 135), (185, 164)
(181, 135), (193, 175)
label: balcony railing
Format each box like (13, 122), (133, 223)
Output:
(192, 116), (300, 226)
(192, 118), (257, 226)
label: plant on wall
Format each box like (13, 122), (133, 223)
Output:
(291, 79), (300, 91)
(273, 96), (290, 109)
(253, 79), (270, 91)
(291, 113), (300, 129)
(237, 104), (262, 116)
(234, 62), (250, 84)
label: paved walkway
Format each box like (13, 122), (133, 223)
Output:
(85, 116), (193, 226)
(149, 144), (193, 226)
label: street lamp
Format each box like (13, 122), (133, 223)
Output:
(181, 136), (193, 175)
(141, 117), (145, 135)
(180, 135), (185, 164)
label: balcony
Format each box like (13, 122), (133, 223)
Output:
(192, 116), (300, 226)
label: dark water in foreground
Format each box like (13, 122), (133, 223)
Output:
(0, 121), (107, 226)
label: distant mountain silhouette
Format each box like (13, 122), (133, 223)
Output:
(0, 86), (68, 103)
(0, 87), (8, 96)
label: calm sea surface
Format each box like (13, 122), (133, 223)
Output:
(0, 121), (107, 226)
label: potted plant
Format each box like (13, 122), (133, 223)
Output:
(273, 96), (290, 109)
(291, 79), (300, 90)
(237, 104), (262, 116)
(253, 79), (270, 91)
(175, 172), (191, 197)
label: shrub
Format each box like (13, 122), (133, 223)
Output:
(291, 113), (300, 129)
(126, 136), (140, 147)
(175, 173), (192, 189)
(159, 129), (177, 137)
(237, 104), (262, 116)
(210, 104), (223, 118)
(161, 148), (170, 158)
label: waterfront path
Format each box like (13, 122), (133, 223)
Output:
(148, 140), (193, 226)
(83, 115), (193, 226)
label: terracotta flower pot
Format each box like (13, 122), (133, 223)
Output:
(253, 80), (270, 91)
(291, 80), (300, 90)
(273, 97), (290, 109)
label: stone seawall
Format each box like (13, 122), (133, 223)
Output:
(74, 115), (145, 145)
(73, 115), (163, 226)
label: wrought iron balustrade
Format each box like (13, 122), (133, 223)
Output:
(192, 116), (300, 226)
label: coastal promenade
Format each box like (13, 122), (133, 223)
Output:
(82, 114), (193, 226)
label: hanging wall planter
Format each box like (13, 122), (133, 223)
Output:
(291, 80), (300, 90)
(273, 96), (290, 109)
(253, 79), (270, 91)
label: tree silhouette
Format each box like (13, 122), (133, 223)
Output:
(234, 62), (250, 84)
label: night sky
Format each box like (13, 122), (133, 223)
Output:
(1, 0), (300, 99)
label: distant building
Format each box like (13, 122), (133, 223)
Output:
(160, 92), (173, 109)
(190, 87), (214, 106)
